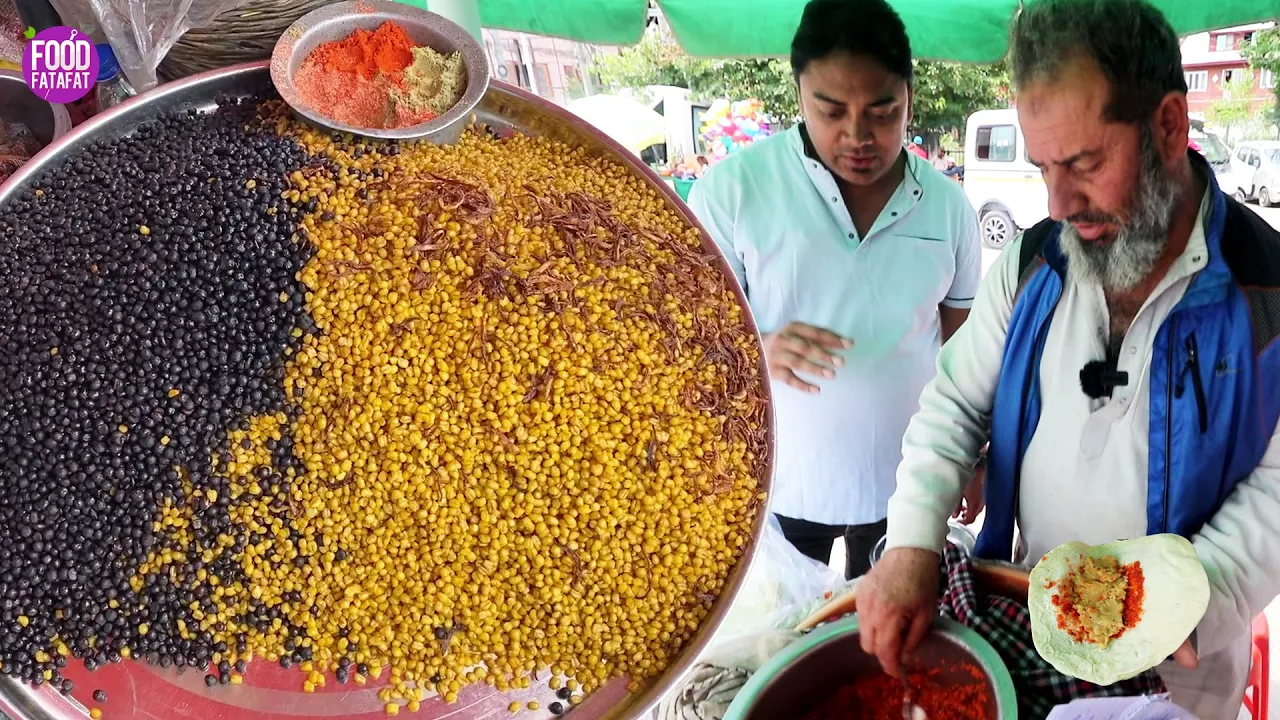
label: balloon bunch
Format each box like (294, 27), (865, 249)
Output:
(700, 99), (773, 159)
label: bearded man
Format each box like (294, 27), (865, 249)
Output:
(855, 0), (1280, 716)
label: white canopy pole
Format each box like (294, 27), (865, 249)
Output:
(426, 0), (483, 40)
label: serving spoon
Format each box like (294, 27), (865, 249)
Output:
(903, 681), (927, 720)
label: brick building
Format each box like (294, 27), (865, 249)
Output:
(481, 29), (617, 107)
(1180, 22), (1276, 115)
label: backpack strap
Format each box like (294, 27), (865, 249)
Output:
(1218, 196), (1280, 354)
(1014, 218), (1059, 304)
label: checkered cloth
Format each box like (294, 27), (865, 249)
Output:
(936, 543), (1167, 719)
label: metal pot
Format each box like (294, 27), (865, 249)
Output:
(723, 615), (1018, 719)
(0, 70), (72, 148)
(869, 520), (978, 569)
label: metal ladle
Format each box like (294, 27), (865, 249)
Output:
(903, 688), (928, 720)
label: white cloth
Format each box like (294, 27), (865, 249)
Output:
(687, 125), (982, 526)
(885, 189), (1279, 719)
(653, 630), (799, 720)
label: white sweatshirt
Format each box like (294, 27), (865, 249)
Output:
(885, 195), (1278, 718)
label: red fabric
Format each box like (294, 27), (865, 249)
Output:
(1244, 614), (1270, 720)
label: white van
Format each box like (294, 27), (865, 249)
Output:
(963, 109), (1042, 250)
(963, 109), (1234, 248)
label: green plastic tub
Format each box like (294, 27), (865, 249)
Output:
(723, 615), (1018, 719)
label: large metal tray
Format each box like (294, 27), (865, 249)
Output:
(0, 62), (775, 720)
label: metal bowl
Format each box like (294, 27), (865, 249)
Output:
(269, 0), (490, 140)
(0, 69), (71, 147)
(724, 616), (1018, 720)
(870, 520), (978, 569)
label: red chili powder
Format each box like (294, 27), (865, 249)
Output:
(1119, 561), (1145, 633)
(310, 21), (414, 80)
(292, 21), (422, 129)
(294, 61), (396, 129)
(800, 663), (991, 720)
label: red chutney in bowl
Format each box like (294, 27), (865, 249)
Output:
(800, 663), (992, 720)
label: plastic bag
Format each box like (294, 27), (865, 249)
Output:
(48, 0), (250, 91)
(703, 516), (849, 660)
(653, 520), (847, 720)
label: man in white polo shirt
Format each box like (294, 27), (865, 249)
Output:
(687, 0), (983, 579)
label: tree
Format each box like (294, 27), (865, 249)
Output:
(592, 30), (1009, 132)
(593, 33), (798, 121)
(1207, 68), (1255, 144)
(1242, 27), (1280, 134)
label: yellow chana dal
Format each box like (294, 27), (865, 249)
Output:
(138, 107), (768, 705)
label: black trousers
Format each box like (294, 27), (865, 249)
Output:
(776, 514), (888, 580)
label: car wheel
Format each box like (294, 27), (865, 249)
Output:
(1233, 188), (1247, 204)
(1261, 187), (1273, 208)
(980, 208), (1015, 250)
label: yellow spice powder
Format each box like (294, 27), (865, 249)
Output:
(393, 46), (466, 117)
(1056, 555), (1129, 647)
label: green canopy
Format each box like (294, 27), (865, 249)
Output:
(475, 0), (1279, 63)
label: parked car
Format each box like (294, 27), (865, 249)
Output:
(963, 109), (1234, 249)
(1224, 141), (1280, 207)
(963, 109), (1040, 250)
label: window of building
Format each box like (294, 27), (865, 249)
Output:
(975, 125), (1016, 162)
(501, 61), (529, 88)
(562, 64), (584, 97)
(1224, 69), (1237, 85)
(1215, 33), (1233, 52)
(1185, 70), (1208, 92)
(1262, 68), (1276, 90)
(533, 63), (552, 97)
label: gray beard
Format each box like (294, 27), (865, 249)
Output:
(1057, 129), (1183, 291)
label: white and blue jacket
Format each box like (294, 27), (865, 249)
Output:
(976, 164), (1280, 561)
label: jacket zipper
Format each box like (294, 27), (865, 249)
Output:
(1173, 332), (1209, 434)
(1185, 333), (1208, 434)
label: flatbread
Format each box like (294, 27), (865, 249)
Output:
(1028, 534), (1209, 686)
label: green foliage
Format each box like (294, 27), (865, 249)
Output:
(1207, 68), (1255, 135)
(1242, 27), (1280, 131)
(910, 59), (1011, 133)
(593, 33), (798, 120)
(593, 32), (712, 91)
(1242, 26), (1280, 75)
(591, 30), (1010, 132)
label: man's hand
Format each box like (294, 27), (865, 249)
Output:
(1171, 638), (1198, 669)
(952, 467), (985, 525)
(762, 322), (852, 393)
(856, 547), (941, 678)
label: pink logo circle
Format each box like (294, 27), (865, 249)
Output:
(21, 26), (100, 104)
